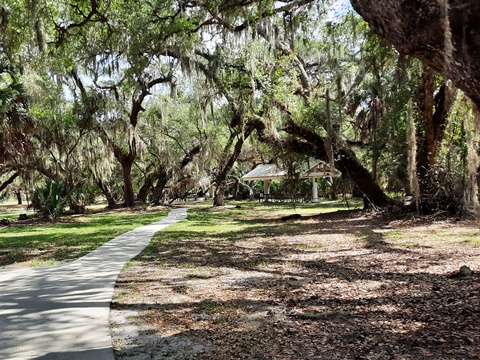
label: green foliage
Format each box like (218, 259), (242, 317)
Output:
(30, 179), (67, 219)
(0, 59), (29, 125)
(2, 0), (475, 211)
(69, 185), (99, 209)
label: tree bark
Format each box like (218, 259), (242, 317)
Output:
(214, 179), (227, 206)
(416, 66), (457, 201)
(213, 120), (257, 206)
(137, 172), (155, 203)
(0, 171), (19, 193)
(350, 0), (480, 108)
(121, 160), (135, 207)
(148, 145), (201, 205)
(151, 168), (169, 205)
(15, 190), (22, 205)
(418, 65), (436, 168)
(335, 149), (392, 207)
(94, 179), (118, 209)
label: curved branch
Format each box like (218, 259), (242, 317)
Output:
(351, 0), (480, 107)
(0, 171), (19, 192)
(55, 0), (109, 47)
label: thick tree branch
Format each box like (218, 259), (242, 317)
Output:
(351, 0), (480, 108)
(130, 75), (172, 127)
(0, 171), (19, 192)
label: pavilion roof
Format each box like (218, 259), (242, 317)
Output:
(242, 160), (341, 181)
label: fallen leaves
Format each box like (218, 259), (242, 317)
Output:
(111, 209), (480, 359)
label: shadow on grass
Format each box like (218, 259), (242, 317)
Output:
(113, 208), (480, 359)
(114, 271), (479, 359)
(0, 210), (169, 266)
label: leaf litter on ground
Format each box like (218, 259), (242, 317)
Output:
(110, 206), (480, 360)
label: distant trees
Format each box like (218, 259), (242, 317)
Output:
(0, 0), (478, 216)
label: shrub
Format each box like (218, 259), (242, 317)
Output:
(31, 180), (66, 219)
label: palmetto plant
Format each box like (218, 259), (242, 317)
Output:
(31, 179), (67, 219)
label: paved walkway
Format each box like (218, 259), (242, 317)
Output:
(0, 208), (188, 360)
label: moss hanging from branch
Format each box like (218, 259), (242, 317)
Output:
(407, 100), (420, 212)
(440, 0), (453, 71)
(463, 102), (480, 226)
(325, 89), (335, 172)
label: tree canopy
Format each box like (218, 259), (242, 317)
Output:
(0, 0), (478, 217)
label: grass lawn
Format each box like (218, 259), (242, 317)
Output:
(0, 199), (360, 268)
(0, 207), (169, 267)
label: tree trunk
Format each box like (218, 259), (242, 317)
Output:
(93, 178), (118, 209)
(372, 149), (380, 182)
(214, 179), (227, 206)
(151, 169), (169, 205)
(213, 121), (256, 206)
(420, 65), (436, 167)
(232, 177), (239, 199)
(416, 66), (457, 208)
(350, 0), (480, 108)
(418, 74), (456, 169)
(149, 145), (201, 205)
(15, 190), (22, 205)
(137, 170), (155, 203)
(105, 194), (118, 209)
(335, 149), (392, 207)
(416, 65), (436, 190)
(68, 200), (85, 214)
(121, 160), (135, 207)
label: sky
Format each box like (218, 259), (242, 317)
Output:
(327, 0), (354, 22)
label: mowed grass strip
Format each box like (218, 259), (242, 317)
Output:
(0, 209), (169, 267)
(141, 200), (363, 257)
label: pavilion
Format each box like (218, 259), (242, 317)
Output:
(241, 160), (341, 203)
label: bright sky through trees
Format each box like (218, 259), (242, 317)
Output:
(327, 0), (354, 22)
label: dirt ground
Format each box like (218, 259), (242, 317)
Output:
(110, 209), (480, 360)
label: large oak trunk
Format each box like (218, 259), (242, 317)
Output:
(213, 121), (256, 207)
(335, 149), (392, 207)
(15, 190), (22, 205)
(151, 169), (169, 205)
(350, 0), (480, 108)
(94, 179), (118, 209)
(213, 180), (227, 206)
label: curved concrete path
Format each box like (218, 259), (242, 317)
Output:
(0, 208), (188, 360)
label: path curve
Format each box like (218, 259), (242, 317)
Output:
(0, 207), (188, 360)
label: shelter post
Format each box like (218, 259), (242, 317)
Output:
(312, 177), (318, 203)
(264, 180), (271, 199)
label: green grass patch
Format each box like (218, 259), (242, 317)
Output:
(383, 227), (480, 247)
(0, 209), (169, 267)
(140, 200), (360, 260)
(0, 210), (35, 221)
